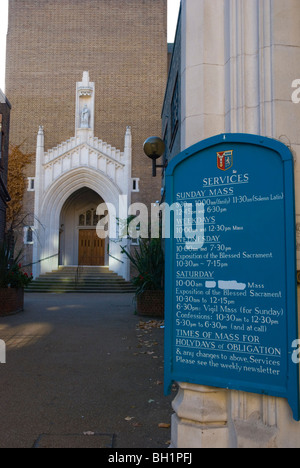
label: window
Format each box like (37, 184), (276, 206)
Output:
(24, 226), (34, 245)
(78, 208), (100, 227)
(131, 238), (140, 246)
(163, 123), (168, 168)
(27, 178), (35, 191)
(170, 75), (179, 144)
(132, 178), (140, 192)
(130, 223), (140, 245)
(86, 210), (92, 226)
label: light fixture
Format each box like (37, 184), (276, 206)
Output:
(143, 136), (166, 177)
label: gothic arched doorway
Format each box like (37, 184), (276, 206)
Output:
(59, 187), (108, 267)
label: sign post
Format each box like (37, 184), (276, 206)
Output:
(164, 134), (300, 421)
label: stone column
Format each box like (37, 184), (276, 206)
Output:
(173, 0), (230, 449)
(171, 0), (300, 449)
(171, 383), (229, 448)
(32, 126), (45, 279)
(180, 0), (225, 149)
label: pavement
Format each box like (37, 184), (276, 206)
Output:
(0, 293), (176, 448)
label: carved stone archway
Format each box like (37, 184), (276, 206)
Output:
(32, 73), (132, 280)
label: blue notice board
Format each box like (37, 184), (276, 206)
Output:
(164, 134), (300, 420)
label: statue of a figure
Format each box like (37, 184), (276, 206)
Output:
(80, 104), (90, 128)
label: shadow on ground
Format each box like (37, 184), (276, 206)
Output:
(0, 293), (176, 448)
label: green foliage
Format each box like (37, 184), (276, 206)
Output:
(0, 243), (33, 289)
(121, 238), (164, 296)
(6, 144), (33, 229)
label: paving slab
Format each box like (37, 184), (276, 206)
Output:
(0, 293), (175, 448)
(33, 433), (115, 448)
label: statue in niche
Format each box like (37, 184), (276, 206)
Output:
(80, 104), (90, 128)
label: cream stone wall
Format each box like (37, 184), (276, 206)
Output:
(180, 0), (225, 148)
(172, 0), (300, 449)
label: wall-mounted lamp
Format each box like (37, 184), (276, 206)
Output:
(143, 136), (166, 177)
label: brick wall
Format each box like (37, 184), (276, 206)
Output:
(0, 288), (24, 316)
(6, 0), (168, 213)
(0, 94), (11, 243)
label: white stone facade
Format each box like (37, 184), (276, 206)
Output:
(32, 73), (132, 280)
(172, 0), (300, 448)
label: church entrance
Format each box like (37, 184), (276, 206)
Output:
(32, 73), (132, 281)
(59, 187), (108, 267)
(78, 230), (105, 266)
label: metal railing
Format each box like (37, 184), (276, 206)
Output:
(75, 266), (82, 289)
(22, 252), (59, 268)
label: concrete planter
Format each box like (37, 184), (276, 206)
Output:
(0, 288), (24, 316)
(136, 290), (164, 318)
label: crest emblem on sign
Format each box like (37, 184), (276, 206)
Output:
(217, 150), (233, 171)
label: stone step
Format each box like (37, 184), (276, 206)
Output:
(27, 284), (135, 288)
(26, 286), (136, 293)
(35, 277), (127, 282)
(25, 289), (135, 294)
(26, 266), (136, 294)
(56, 267), (111, 273)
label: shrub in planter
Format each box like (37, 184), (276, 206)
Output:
(0, 243), (33, 316)
(0, 288), (24, 316)
(121, 237), (165, 317)
(136, 290), (165, 318)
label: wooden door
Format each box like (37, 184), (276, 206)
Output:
(78, 230), (105, 266)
